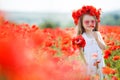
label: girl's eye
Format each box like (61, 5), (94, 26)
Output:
(84, 20), (89, 25)
(91, 20), (95, 24)
(84, 20), (95, 25)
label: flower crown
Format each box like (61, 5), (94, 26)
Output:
(72, 5), (101, 25)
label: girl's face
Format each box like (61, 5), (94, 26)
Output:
(82, 14), (96, 31)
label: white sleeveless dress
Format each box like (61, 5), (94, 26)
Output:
(82, 32), (105, 79)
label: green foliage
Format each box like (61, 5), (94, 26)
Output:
(104, 44), (120, 78)
(101, 12), (120, 26)
(39, 20), (60, 29)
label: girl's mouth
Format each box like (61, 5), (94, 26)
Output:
(90, 25), (94, 28)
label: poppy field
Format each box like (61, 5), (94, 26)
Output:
(0, 12), (120, 80)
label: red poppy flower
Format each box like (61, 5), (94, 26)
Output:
(104, 50), (111, 59)
(72, 35), (86, 48)
(113, 55), (120, 61)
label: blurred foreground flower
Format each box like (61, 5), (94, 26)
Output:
(0, 13), (89, 80)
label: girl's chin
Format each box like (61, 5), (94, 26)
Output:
(86, 26), (95, 29)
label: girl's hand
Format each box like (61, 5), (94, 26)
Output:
(93, 31), (99, 41)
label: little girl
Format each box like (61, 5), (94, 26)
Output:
(72, 5), (106, 80)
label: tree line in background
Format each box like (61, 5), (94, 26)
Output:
(101, 10), (120, 26)
(4, 10), (120, 29)
(39, 10), (120, 28)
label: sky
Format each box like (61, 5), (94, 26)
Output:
(0, 0), (120, 13)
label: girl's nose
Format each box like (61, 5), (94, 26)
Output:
(89, 22), (94, 25)
(90, 24), (94, 28)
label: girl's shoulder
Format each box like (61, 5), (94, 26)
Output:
(82, 32), (87, 39)
(93, 31), (101, 36)
(93, 31), (100, 34)
(81, 32), (86, 37)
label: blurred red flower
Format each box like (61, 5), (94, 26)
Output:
(112, 76), (118, 80)
(102, 66), (116, 75)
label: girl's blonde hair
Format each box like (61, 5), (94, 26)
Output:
(77, 14), (99, 35)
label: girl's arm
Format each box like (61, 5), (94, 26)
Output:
(93, 31), (106, 50)
(79, 48), (87, 65)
